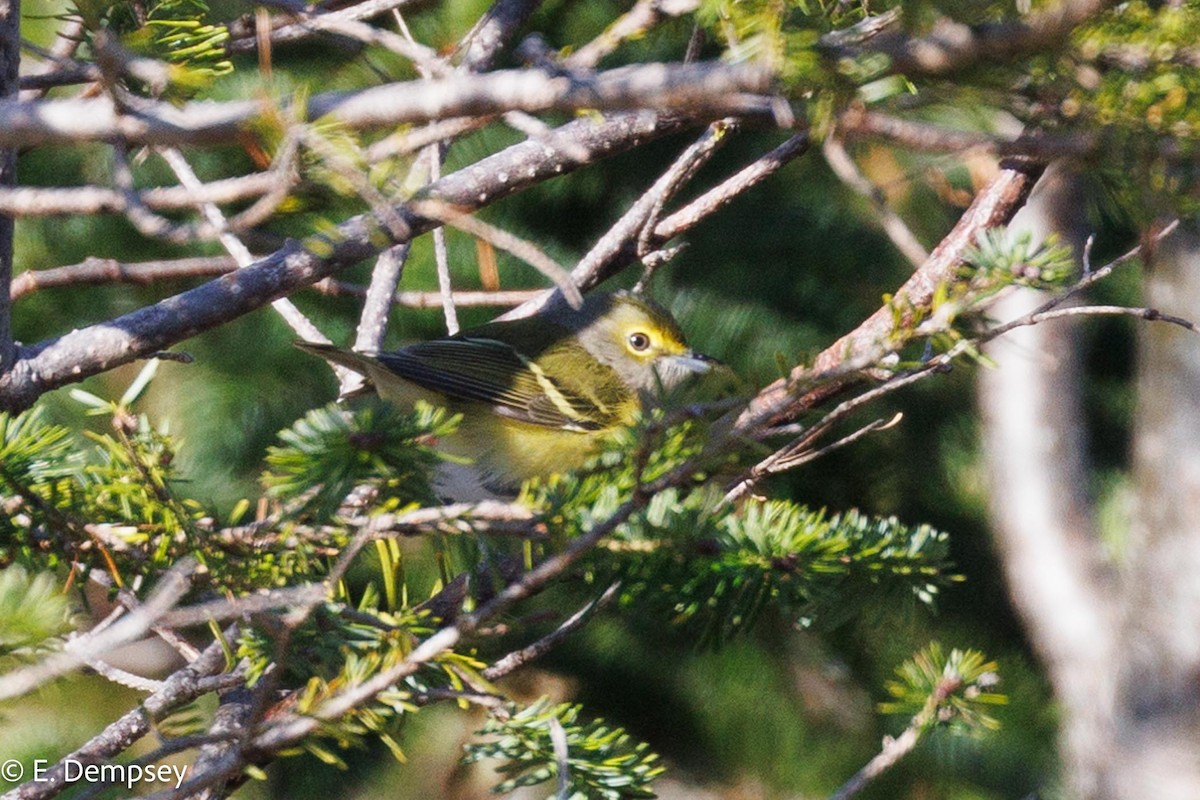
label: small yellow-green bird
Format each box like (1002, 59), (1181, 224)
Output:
(298, 290), (717, 499)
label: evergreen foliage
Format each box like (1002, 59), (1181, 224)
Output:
(264, 399), (457, 522)
(880, 642), (1007, 736)
(0, 567), (74, 659)
(0, 388), (977, 796)
(463, 699), (665, 800)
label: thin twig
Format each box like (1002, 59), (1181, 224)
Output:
(19, 15), (87, 100)
(652, 131), (810, 241)
(410, 197), (583, 309)
(725, 413), (902, 503)
(565, 0), (701, 69)
(0, 171), (288, 217)
(426, 145), (460, 334)
(155, 585), (329, 629)
(822, 135), (928, 267)
(225, 0), (426, 53)
(981, 219), (1181, 343)
(158, 147), (333, 348)
(112, 145), (209, 244)
(483, 582), (621, 679)
(998, 304), (1199, 333)
(501, 118), (738, 320)
(827, 725), (921, 800)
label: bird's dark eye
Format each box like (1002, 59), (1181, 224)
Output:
(627, 331), (651, 352)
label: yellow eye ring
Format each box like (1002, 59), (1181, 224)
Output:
(627, 331), (651, 352)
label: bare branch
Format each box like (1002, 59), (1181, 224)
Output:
(565, 0), (701, 70)
(425, 146), (459, 334)
(981, 219), (1181, 343)
(458, 0), (543, 70)
(156, 585), (329, 629)
(10, 255), (241, 299)
(308, 60), (777, 130)
(158, 146), (331, 347)
(225, 0), (426, 53)
(366, 115), (491, 161)
(0, 171), (292, 217)
(652, 131), (810, 241)
(483, 582), (621, 680)
(827, 725), (920, 800)
(501, 117), (737, 320)
(410, 197), (582, 310)
(0, 61), (775, 148)
(347, 0), (545, 350)
(9, 254), (545, 309)
(182, 687), (254, 800)
(19, 15), (88, 100)
(996, 303), (1199, 334)
(838, 108), (1103, 160)
(352, 245), (409, 353)
(725, 406), (907, 503)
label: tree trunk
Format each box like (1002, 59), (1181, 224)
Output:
(1113, 226), (1200, 798)
(979, 164), (1122, 798)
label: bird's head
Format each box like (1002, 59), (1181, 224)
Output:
(567, 291), (718, 395)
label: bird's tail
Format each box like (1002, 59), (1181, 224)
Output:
(294, 341), (384, 401)
(294, 341), (378, 375)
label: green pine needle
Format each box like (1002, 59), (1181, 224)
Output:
(464, 698), (665, 800)
(263, 400), (458, 522)
(879, 642), (1007, 735)
(0, 566), (74, 658)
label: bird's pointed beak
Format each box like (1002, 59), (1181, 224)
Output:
(674, 351), (721, 374)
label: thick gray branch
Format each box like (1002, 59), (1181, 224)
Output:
(0, 62), (774, 148)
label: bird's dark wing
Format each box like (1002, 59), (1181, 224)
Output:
(376, 337), (616, 431)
